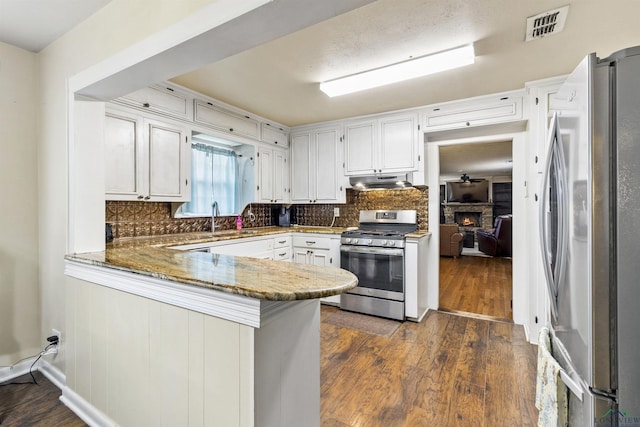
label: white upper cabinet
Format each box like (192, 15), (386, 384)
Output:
(105, 107), (190, 202)
(116, 84), (192, 121)
(194, 99), (260, 140)
(379, 113), (419, 172)
(257, 147), (289, 204)
(344, 120), (377, 175)
(291, 125), (345, 204)
(105, 109), (142, 198)
(422, 93), (523, 132)
(261, 122), (289, 148)
(344, 111), (420, 176)
(146, 118), (190, 200)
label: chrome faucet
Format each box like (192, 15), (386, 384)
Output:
(211, 201), (220, 232)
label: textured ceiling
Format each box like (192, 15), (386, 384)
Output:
(171, 0), (640, 127)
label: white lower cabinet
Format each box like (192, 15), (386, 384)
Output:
(292, 235), (341, 305)
(404, 235), (430, 321)
(273, 235), (292, 261)
(172, 233), (343, 302)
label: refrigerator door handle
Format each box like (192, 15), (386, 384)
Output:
(553, 131), (570, 304)
(540, 113), (560, 321)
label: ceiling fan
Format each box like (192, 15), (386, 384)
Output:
(460, 173), (483, 183)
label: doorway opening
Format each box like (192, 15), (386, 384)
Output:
(437, 140), (513, 322)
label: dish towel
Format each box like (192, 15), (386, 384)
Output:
(535, 327), (569, 427)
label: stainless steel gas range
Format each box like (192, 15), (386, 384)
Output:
(339, 210), (417, 321)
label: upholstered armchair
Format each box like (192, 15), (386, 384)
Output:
(440, 224), (464, 259)
(477, 215), (512, 257)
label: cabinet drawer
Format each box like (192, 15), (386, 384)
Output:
(292, 235), (331, 249)
(274, 235), (292, 249)
(273, 247), (291, 261)
(117, 85), (192, 120)
(194, 100), (260, 139)
(424, 96), (523, 131)
(261, 123), (289, 147)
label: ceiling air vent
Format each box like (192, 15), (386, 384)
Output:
(525, 5), (569, 41)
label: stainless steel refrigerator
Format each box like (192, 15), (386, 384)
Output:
(540, 47), (640, 426)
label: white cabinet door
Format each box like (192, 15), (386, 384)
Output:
(344, 113), (419, 176)
(293, 247), (310, 264)
(261, 122), (289, 147)
(315, 128), (343, 202)
(344, 120), (377, 175)
(257, 148), (274, 203)
(105, 110), (142, 199)
(423, 94), (523, 132)
(105, 107), (190, 202)
(273, 150), (289, 203)
(290, 127), (345, 204)
(117, 84), (192, 120)
(146, 119), (190, 200)
(379, 112), (419, 172)
(309, 249), (331, 266)
(290, 132), (312, 202)
(194, 100), (260, 140)
(257, 147), (289, 203)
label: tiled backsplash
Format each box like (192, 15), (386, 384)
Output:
(294, 186), (428, 230)
(106, 186), (428, 239)
(105, 202), (273, 239)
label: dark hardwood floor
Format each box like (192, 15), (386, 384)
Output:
(0, 371), (86, 426)
(320, 306), (537, 426)
(439, 255), (513, 322)
(1, 306), (537, 427)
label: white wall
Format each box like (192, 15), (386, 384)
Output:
(37, 0), (218, 373)
(0, 42), (40, 366)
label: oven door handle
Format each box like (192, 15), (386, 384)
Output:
(340, 245), (404, 256)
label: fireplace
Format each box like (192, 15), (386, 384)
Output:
(454, 212), (482, 227)
(443, 203), (493, 230)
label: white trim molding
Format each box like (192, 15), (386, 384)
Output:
(64, 260), (298, 328)
(61, 386), (116, 427)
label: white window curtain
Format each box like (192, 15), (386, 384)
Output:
(183, 143), (237, 216)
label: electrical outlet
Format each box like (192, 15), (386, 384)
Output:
(51, 329), (61, 343)
(333, 207), (340, 217)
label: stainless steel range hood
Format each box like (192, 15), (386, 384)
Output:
(349, 174), (413, 190)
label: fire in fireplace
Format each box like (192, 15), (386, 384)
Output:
(454, 212), (482, 227)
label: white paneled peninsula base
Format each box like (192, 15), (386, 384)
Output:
(63, 246), (356, 427)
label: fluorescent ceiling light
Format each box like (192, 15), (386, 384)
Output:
(319, 44), (475, 97)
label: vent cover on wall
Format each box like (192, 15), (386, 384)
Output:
(525, 5), (569, 41)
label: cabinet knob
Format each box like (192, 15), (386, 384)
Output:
(144, 196), (150, 200)
(229, 128), (234, 132)
(137, 195), (144, 199)
(466, 121), (470, 126)
(143, 103), (150, 108)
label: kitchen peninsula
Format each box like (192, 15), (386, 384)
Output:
(63, 228), (357, 427)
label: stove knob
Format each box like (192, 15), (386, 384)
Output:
(367, 239), (373, 245)
(388, 241), (396, 247)
(353, 239), (359, 244)
(345, 238), (351, 244)
(380, 240), (387, 246)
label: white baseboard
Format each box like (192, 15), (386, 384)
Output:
(0, 355), (38, 384)
(40, 360), (115, 427)
(38, 359), (66, 390)
(60, 386), (115, 427)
